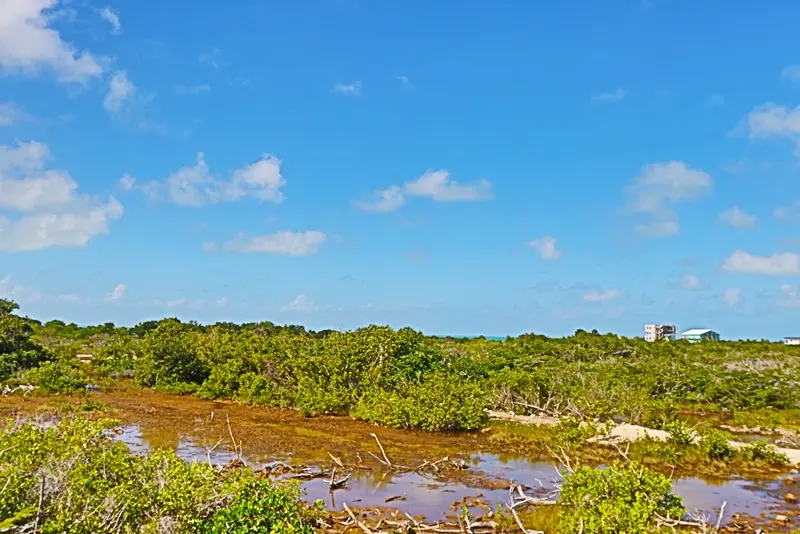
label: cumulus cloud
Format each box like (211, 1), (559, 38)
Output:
(680, 274), (705, 291)
(106, 283), (126, 301)
(722, 288), (741, 308)
(405, 170), (493, 202)
(99, 6), (121, 35)
(282, 294), (330, 313)
(721, 249), (800, 276)
(119, 173), (135, 191)
(0, 141), (122, 251)
(625, 161), (711, 238)
(354, 186), (406, 213)
(0, 0), (104, 83)
(333, 81), (361, 96)
(103, 70), (135, 114)
(718, 205), (757, 229)
(527, 236), (562, 260)
(141, 152), (286, 206)
(205, 230), (325, 257)
(355, 170), (493, 213)
(736, 103), (800, 157)
(592, 87), (626, 103)
(583, 289), (622, 303)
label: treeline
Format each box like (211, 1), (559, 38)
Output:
(2, 298), (799, 431)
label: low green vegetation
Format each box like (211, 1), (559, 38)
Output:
(557, 461), (685, 534)
(0, 418), (320, 533)
(3, 298), (800, 434)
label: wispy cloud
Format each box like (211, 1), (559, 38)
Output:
(707, 93), (725, 106)
(394, 75), (414, 89)
(204, 230), (326, 257)
(106, 284), (126, 301)
(199, 48), (224, 69)
(103, 70), (136, 115)
(583, 289), (623, 303)
(333, 81), (361, 97)
(592, 87), (626, 103)
(282, 294), (331, 313)
(99, 6), (122, 35)
(175, 84), (211, 95)
(781, 65), (800, 84)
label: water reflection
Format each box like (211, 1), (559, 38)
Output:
(111, 422), (786, 524)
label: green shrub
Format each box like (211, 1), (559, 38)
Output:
(699, 429), (733, 460)
(554, 417), (604, 447)
(663, 420), (695, 447)
(557, 461), (685, 534)
(22, 360), (87, 393)
(737, 441), (790, 465)
(191, 479), (320, 534)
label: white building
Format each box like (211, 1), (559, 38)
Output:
(644, 324), (677, 342)
(785, 337), (800, 346)
(681, 328), (720, 343)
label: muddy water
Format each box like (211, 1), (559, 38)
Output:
(2, 390), (796, 527)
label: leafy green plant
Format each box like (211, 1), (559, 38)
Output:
(699, 428), (733, 460)
(22, 360), (87, 393)
(557, 461), (685, 534)
(663, 420), (695, 447)
(737, 441), (790, 465)
(554, 417), (604, 447)
(191, 479), (320, 534)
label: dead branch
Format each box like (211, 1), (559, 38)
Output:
(343, 502), (374, 534)
(369, 433), (394, 468)
(225, 413), (243, 463)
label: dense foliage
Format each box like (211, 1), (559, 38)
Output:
(0, 418), (316, 533)
(3, 298), (800, 431)
(557, 461), (685, 533)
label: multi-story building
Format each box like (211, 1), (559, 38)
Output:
(644, 324), (677, 342)
(681, 328), (720, 343)
(785, 337), (800, 346)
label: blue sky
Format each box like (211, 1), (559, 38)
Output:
(1, 0), (800, 339)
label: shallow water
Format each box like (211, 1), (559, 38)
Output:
(115, 421), (788, 523)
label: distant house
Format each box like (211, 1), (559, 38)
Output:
(76, 354), (93, 364)
(681, 329), (720, 343)
(644, 324), (677, 342)
(785, 337), (800, 346)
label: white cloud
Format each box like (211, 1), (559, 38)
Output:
(119, 173), (135, 191)
(333, 81), (361, 97)
(282, 294), (330, 313)
(626, 161), (711, 238)
(528, 236), (562, 260)
(0, 0), (104, 83)
(354, 185), (406, 213)
(103, 70), (135, 115)
(199, 48), (223, 69)
(0, 141), (123, 251)
(634, 220), (679, 238)
(583, 289), (622, 303)
(707, 94), (725, 106)
(781, 65), (800, 84)
(718, 205), (757, 229)
(0, 275), (41, 302)
(721, 249), (800, 276)
(736, 103), (800, 157)
(175, 84), (211, 95)
(775, 203), (800, 224)
(779, 284), (800, 308)
(680, 274), (705, 291)
(592, 87), (626, 103)
(0, 102), (30, 127)
(722, 288), (741, 308)
(394, 75), (413, 89)
(405, 169), (493, 202)
(106, 283), (126, 301)
(99, 6), (121, 35)
(205, 230), (325, 257)
(142, 153), (286, 207)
